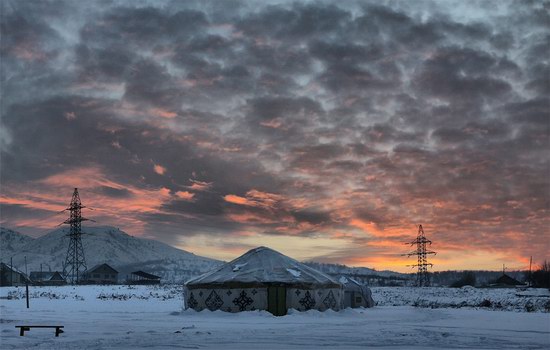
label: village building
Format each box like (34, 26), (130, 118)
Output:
(339, 276), (375, 308)
(185, 246), (343, 316)
(29, 271), (67, 286)
(127, 271), (161, 285)
(83, 263), (118, 284)
(491, 273), (524, 288)
(0, 262), (31, 287)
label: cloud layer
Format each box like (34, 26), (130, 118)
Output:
(1, 0), (548, 271)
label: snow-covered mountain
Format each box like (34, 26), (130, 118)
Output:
(1, 226), (221, 283)
(0, 227), (35, 253)
(305, 261), (411, 286)
(1, 226), (412, 285)
(305, 261), (407, 278)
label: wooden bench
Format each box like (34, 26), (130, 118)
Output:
(15, 325), (64, 337)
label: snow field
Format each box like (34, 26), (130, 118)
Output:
(1, 285), (549, 349)
(372, 286), (550, 312)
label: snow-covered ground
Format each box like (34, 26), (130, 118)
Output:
(372, 286), (550, 312)
(1, 285), (549, 349)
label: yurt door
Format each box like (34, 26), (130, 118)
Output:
(267, 286), (287, 316)
(344, 291), (353, 308)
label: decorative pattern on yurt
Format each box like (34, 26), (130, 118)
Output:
(187, 288), (266, 312)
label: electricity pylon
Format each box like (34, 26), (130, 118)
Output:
(403, 225), (436, 287)
(62, 188), (88, 284)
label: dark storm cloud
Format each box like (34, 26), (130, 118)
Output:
(123, 59), (183, 107)
(246, 97), (324, 123)
(242, 96), (325, 143)
(325, 160), (364, 172)
(235, 3), (351, 40)
(1, 96), (115, 182)
(364, 124), (422, 144)
(0, 94), (279, 196)
(0, 11), (58, 59)
(0, 203), (52, 221)
(503, 98), (550, 125)
(309, 40), (378, 64)
(413, 46), (514, 101)
(290, 209), (332, 225)
(74, 44), (134, 82)
(162, 193), (224, 217)
(80, 7), (208, 47)
(431, 120), (511, 145)
(288, 143), (347, 171)
(319, 63), (401, 93)
(96, 186), (133, 199)
(353, 207), (388, 227)
(1, 0), (548, 267)
(355, 4), (444, 48)
(525, 63), (550, 95)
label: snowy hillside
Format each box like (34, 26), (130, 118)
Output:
(1, 226), (414, 285)
(305, 261), (411, 286)
(1, 226), (221, 283)
(309, 262), (407, 278)
(0, 227), (34, 254)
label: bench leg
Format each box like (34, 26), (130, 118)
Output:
(55, 327), (64, 337)
(19, 327), (29, 336)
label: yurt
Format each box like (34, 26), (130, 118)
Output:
(185, 246), (343, 316)
(340, 276), (375, 308)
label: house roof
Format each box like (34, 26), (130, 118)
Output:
(29, 271), (64, 281)
(495, 273), (522, 285)
(186, 246), (341, 288)
(86, 263), (118, 274)
(0, 262), (31, 281)
(131, 271), (161, 280)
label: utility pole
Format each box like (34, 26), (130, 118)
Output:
(402, 225), (436, 287)
(24, 256), (29, 308)
(62, 188), (89, 284)
(529, 256), (532, 287)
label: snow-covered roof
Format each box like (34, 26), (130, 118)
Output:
(131, 271), (161, 280)
(186, 246), (341, 288)
(0, 262), (29, 278)
(86, 263), (118, 274)
(29, 271), (64, 281)
(339, 276), (362, 286)
(338, 275), (367, 292)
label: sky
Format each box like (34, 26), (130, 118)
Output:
(0, 0), (548, 272)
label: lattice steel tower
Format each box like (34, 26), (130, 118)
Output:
(403, 225), (436, 287)
(62, 188), (88, 284)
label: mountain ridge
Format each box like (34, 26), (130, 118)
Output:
(1, 226), (410, 284)
(1, 226), (221, 283)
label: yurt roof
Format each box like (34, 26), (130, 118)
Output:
(339, 276), (360, 286)
(339, 276), (365, 292)
(186, 246), (341, 289)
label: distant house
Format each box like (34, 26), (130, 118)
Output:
(83, 264), (118, 284)
(128, 271), (161, 285)
(493, 273), (523, 287)
(0, 262), (31, 287)
(29, 271), (66, 286)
